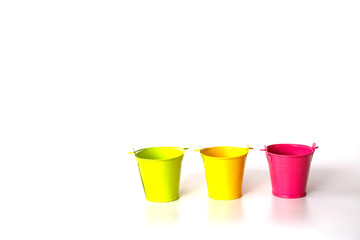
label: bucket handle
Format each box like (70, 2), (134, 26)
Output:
(246, 144), (254, 151)
(260, 144), (318, 163)
(128, 147), (189, 154)
(260, 145), (272, 163)
(312, 143), (318, 161)
(195, 145), (253, 151)
(128, 147), (136, 154)
(260, 145), (267, 152)
(312, 143), (319, 151)
(195, 145), (253, 152)
(194, 146), (202, 152)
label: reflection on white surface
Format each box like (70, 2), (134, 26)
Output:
(271, 196), (309, 223)
(208, 198), (243, 222)
(145, 201), (179, 223)
(307, 167), (360, 198)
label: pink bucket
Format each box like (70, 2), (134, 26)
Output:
(261, 143), (318, 198)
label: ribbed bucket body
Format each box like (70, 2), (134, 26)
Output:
(264, 144), (317, 198)
(134, 147), (186, 202)
(200, 146), (249, 200)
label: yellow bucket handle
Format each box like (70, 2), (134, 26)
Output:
(194, 145), (253, 152)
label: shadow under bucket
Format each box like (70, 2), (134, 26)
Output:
(261, 143), (318, 199)
(197, 146), (252, 200)
(129, 147), (187, 203)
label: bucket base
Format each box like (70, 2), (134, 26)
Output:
(146, 196), (179, 203)
(208, 194), (242, 201)
(272, 191), (306, 199)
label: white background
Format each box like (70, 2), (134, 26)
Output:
(1, 0), (360, 239)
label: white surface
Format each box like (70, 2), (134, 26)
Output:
(1, 0), (360, 239)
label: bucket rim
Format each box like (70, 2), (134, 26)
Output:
(265, 143), (316, 157)
(132, 146), (187, 161)
(200, 146), (249, 159)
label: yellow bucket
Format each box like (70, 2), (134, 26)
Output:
(197, 146), (251, 200)
(129, 147), (188, 203)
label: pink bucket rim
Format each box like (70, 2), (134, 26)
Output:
(264, 143), (318, 158)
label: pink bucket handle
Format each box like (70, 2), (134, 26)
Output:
(260, 145), (272, 163)
(312, 143), (319, 151)
(311, 143), (318, 162)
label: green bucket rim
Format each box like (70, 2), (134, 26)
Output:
(130, 146), (188, 161)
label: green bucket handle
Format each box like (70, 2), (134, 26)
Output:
(128, 147), (136, 154)
(128, 147), (189, 154)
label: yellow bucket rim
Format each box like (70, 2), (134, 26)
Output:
(198, 146), (251, 159)
(129, 146), (188, 161)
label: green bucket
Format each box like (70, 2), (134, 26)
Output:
(129, 147), (188, 203)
